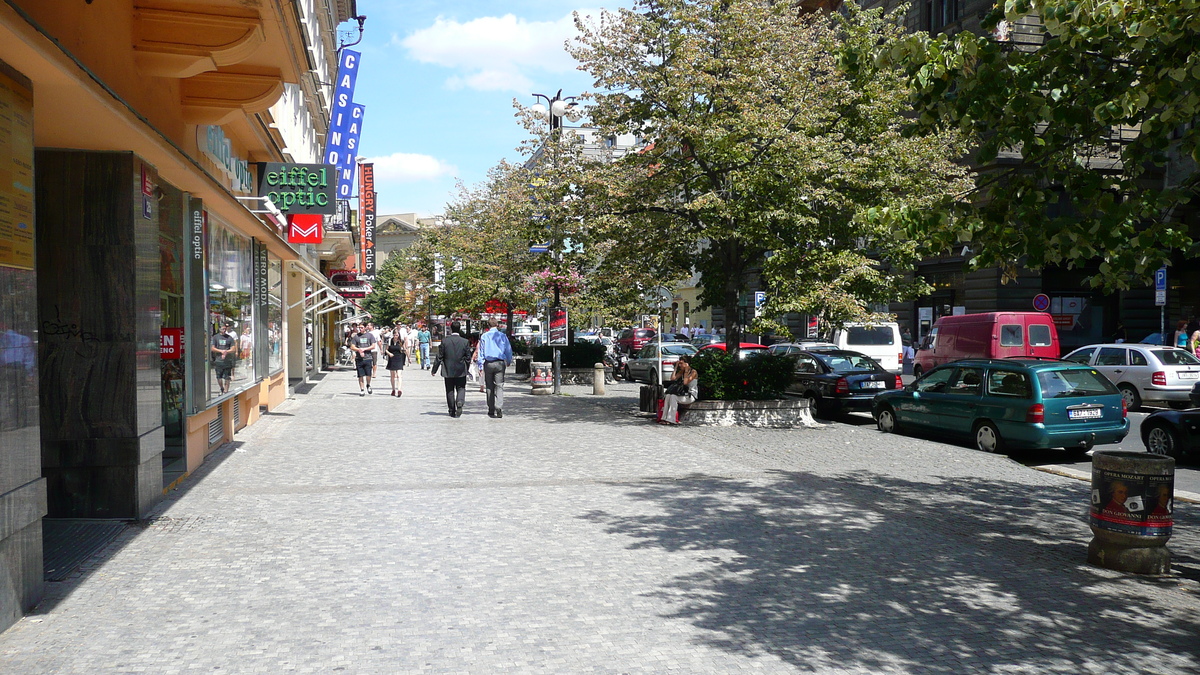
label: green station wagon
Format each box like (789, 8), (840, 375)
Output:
(872, 359), (1129, 454)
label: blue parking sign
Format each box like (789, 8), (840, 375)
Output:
(1155, 267), (1167, 292)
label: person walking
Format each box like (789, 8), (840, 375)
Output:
(367, 323), (383, 378)
(479, 318), (513, 418)
(660, 355), (699, 425)
(349, 324), (378, 396)
(417, 325), (431, 370)
(385, 327), (407, 396)
(432, 321), (471, 417)
(405, 324), (419, 368)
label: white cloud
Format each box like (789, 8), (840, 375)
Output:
(399, 11), (597, 92)
(366, 153), (458, 183)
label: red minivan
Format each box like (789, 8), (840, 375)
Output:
(913, 312), (1060, 377)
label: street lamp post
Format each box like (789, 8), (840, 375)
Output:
(530, 90), (578, 395)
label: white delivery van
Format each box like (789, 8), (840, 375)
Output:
(830, 322), (904, 374)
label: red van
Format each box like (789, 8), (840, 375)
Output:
(913, 312), (1060, 377)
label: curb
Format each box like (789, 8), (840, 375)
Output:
(1034, 464), (1200, 504)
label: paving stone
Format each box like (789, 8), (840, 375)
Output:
(0, 369), (1196, 673)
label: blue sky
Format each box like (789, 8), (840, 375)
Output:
(350, 1), (627, 217)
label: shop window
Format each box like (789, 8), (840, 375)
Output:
(207, 219), (255, 402)
(267, 255), (283, 374)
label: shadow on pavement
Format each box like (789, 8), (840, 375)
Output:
(581, 470), (1200, 672)
(30, 440), (244, 615)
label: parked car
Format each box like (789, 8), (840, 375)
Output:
(788, 349), (902, 417)
(624, 342), (698, 384)
(690, 334), (723, 348)
(768, 340), (839, 356)
(616, 328), (657, 355)
(914, 312), (1060, 378)
(830, 323), (904, 374)
(1138, 332), (1167, 346)
(698, 342), (769, 359)
(873, 358), (1129, 455)
(1062, 343), (1200, 410)
(1140, 408), (1200, 459)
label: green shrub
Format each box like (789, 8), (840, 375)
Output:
(690, 349), (792, 400)
(510, 337), (531, 356)
(532, 343), (607, 368)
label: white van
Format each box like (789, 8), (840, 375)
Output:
(830, 322), (903, 374)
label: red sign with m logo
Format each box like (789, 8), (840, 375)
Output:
(288, 214), (324, 244)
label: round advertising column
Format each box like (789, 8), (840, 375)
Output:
(530, 362), (553, 395)
(1088, 451), (1175, 575)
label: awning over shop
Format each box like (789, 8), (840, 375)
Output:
(287, 260), (354, 317)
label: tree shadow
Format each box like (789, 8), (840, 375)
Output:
(581, 470), (1200, 672)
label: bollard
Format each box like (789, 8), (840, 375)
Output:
(1088, 451), (1175, 575)
(593, 363), (606, 395)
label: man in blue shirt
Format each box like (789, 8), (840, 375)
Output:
(479, 317), (513, 418)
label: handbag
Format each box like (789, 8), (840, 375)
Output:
(665, 380), (690, 396)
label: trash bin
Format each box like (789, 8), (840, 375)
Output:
(1088, 451), (1175, 575)
(515, 356), (531, 377)
(531, 361), (552, 395)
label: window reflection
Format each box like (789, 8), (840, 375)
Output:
(207, 220), (254, 401)
(267, 256), (283, 373)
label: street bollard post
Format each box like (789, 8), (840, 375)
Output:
(593, 363), (605, 396)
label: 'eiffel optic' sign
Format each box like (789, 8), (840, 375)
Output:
(323, 49), (365, 200)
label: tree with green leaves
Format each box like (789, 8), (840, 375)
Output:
(361, 253), (407, 325)
(890, 0), (1200, 289)
(569, 0), (971, 348)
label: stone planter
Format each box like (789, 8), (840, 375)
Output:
(559, 367), (614, 385)
(681, 399), (817, 428)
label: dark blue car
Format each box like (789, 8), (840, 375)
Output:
(787, 350), (901, 417)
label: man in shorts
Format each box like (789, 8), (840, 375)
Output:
(366, 323), (383, 377)
(210, 322), (238, 394)
(350, 324), (378, 395)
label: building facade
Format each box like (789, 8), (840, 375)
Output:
(0, 0), (359, 632)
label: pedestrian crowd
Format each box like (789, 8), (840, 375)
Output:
(339, 319), (512, 419)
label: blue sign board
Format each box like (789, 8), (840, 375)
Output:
(1155, 267), (1167, 292)
(323, 50), (364, 199)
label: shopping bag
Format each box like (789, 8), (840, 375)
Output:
(656, 398), (665, 422)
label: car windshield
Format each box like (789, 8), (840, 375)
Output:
(814, 352), (883, 373)
(1152, 349), (1200, 365)
(1036, 368), (1118, 398)
(662, 344), (697, 356)
(737, 347), (768, 359)
(636, 330), (655, 338)
(846, 326), (894, 346)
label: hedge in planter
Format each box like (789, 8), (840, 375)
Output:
(690, 349), (792, 401)
(531, 343), (607, 369)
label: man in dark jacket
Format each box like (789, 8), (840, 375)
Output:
(432, 321), (471, 417)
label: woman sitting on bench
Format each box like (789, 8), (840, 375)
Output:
(660, 355), (699, 425)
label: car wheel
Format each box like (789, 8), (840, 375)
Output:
(1145, 424), (1181, 459)
(1119, 385), (1142, 412)
(877, 406), (900, 434)
(974, 421), (1004, 454)
(912, 365), (923, 379)
(649, 369), (659, 387)
(623, 365), (632, 382)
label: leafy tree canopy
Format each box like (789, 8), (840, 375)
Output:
(568, 0), (971, 342)
(890, 0), (1200, 289)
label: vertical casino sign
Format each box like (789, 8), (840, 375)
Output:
(323, 49), (366, 201)
(359, 162), (376, 280)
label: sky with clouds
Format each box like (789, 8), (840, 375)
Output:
(352, 1), (626, 217)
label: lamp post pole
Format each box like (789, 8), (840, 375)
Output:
(531, 90), (577, 396)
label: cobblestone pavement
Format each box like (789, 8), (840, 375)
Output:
(2, 369), (1198, 674)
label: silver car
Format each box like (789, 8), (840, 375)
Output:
(767, 341), (839, 356)
(1063, 343), (1200, 410)
(624, 342), (698, 385)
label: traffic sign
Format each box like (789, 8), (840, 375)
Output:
(1156, 289), (1167, 306)
(1155, 267), (1167, 292)
(1032, 293), (1050, 312)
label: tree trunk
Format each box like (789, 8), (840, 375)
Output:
(505, 302), (514, 338)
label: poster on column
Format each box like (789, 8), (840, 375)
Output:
(0, 67), (34, 270)
(359, 163), (376, 281)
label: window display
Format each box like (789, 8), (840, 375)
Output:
(207, 219), (255, 402)
(267, 255), (283, 373)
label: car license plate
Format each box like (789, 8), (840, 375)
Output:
(1068, 408), (1102, 420)
(861, 381), (885, 390)
(1179, 371), (1198, 379)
